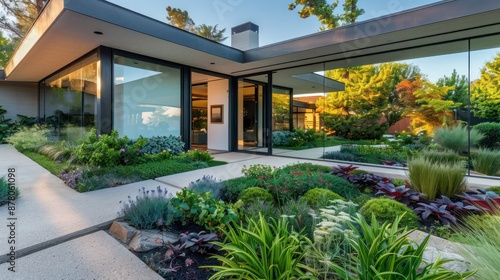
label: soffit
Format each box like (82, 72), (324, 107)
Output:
(4, 0), (500, 82)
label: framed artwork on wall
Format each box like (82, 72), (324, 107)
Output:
(211, 105), (223, 123)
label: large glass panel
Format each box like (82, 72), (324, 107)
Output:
(271, 63), (328, 157)
(237, 77), (267, 153)
(42, 54), (98, 143)
(272, 87), (291, 131)
(113, 55), (181, 139)
(470, 35), (500, 178)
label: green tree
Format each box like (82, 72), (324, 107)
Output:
(317, 65), (388, 139)
(166, 6), (227, 43)
(193, 24), (227, 42)
(407, 80), (457, 134)
(0, 0), (47, 40)
(437, 69), (468, 109)
(378, 63), (421, 127)
(0, 31), (14, 68)
(471, 53), (500, 121)
(288, 0), (364, 30)
(166, 6), (195, 32)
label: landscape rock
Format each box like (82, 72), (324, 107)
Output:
(408, 230), (472, 274)
(129, 230), (179, 253)
(108, 221), (138, 244)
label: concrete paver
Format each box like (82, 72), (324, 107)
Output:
(0, 231), (163, 280)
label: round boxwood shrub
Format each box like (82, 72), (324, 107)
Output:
(238, 187), (275, 206)
(487, 186), (500, 195)
(360, 198), (419, 229)
(299, 188), (344, 209)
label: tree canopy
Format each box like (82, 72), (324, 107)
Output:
(166, 6), (227, 43)
(288, 0), (364, 30)
(471, 53), (500, 121)
(0, 0), (47, 40)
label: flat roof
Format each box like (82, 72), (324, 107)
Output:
(4, 0), (500, 82)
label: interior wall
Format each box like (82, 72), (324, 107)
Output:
(207, 79), (229, 151)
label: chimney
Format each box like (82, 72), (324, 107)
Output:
(231, 22), (259, 51)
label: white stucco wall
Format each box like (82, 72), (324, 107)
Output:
(207, 79), (229, 151)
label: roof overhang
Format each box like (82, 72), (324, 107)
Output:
(4, 0), (500, 82)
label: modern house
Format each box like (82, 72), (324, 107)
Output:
(2, 0), (500, 155)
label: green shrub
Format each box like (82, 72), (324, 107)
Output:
(6, 125), (50, 151)
(177, 149), (213, 162)
(74, 129), (148, 167)
(487, 186), (500, 195)
(322, 151), (359, 161)
(72, 159), (202, 192)
(141, 135), (185, 156)
(472, 149), (500, 176)
(272, 131), (295, 146)
(171, 188), (240, 231)
(433, 125), (484, 153)
(416, 149), (463, 165)
(205, 214), (314, 279)
(280, 199), (317, 239)
(328, 214), (475, 280)
(242, 200), (280, 224)
(299, 188), (344, 209)
(241, 164), (273, 178)
(322, 113), (388, 140)
(119, 186), (176, 229)
(454, 213), (500, 280)
(188, 175), (223, 199)
(474, 122), (500, 148)
(360, 198), (419, 229)
(220, 177), (259, 203)
(0, 176), (20, 206)
(408, 156), (467, 201)
(275, 162), (332, 175)
(238, 187), (274, 205)
(260, 170), (358, 204)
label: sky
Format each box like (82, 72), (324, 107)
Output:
(105, 0), (497, 82)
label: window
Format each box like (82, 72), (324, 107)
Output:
(113, 55), (181, 139)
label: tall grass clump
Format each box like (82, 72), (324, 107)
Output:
(6, 125), (50, 151)
(433, 125), (484, 153)
(0, 176), (20, 206)
(454, 213), (500, 280)
(119, 186), (176, 229)
(36, 141), (76, 162)
(472, 149), (500, 176)
(418, 149), (463, 165)
(408, 156), (466, 200)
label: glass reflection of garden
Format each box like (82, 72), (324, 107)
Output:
(273, 52), (500, 178)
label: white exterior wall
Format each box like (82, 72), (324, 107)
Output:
(207, 79), (229, 151)
(0, 82), (38, 120)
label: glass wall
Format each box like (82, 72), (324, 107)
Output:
(271, 35), (500, 179)
(272, 87), (291, 131)
(41, 53), (98, 143)
(113, 55), (181, 139)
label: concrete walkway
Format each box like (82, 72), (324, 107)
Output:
(0, 144), (498, 279)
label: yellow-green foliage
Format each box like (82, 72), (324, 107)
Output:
(360, 198), (419, 229)
(487, 186), (500, 195)
(454, 213), (500, 280)
(408, 156), (466, 201)
(238, 187), (274, 206)
(299, 188), (344, 209)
